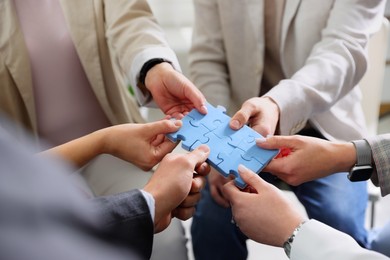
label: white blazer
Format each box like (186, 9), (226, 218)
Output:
(189, 0), (386, 141)
(292, 220), (389, 259)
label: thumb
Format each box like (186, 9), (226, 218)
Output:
(256, 135), (291, 150)
(238, 164), (268, 191)
(186, 145), (210, 168)
(230, 107), (251, 130)
(149, 119), (182, 136)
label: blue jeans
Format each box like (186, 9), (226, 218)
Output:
(370, 220), (390, 257)
(191, 173), (368, 260)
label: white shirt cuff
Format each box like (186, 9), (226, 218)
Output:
(140, 189), (155, 222)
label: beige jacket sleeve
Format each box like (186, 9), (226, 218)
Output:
(103, 0), (181, 106)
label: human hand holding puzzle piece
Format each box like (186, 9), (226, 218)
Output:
(166, 102), (279, 189)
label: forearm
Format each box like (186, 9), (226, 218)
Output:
(103, 0), (180, 106)
(330, 142), (357, 173)
(39, 129), (107, 168)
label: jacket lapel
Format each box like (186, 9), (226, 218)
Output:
(0, 0), (37, 131)
(245, 0), (264, 49)
(280, 0), (301, 54)
(59, 0), (112, 119)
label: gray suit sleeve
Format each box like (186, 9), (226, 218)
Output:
(91, 190), (154, 259)
(366, 134), (390, 196)
(0, 114), (152, 260)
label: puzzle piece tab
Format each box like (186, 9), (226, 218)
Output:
(166, 102), (279, 188)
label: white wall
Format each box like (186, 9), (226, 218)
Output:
(147, 0), (194, 76)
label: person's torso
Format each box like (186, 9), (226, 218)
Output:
(13, 0), (111, 146)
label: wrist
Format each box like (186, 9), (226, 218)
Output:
(262, 96), (280, 116)
(262, 96), (281, 133)
(332, 142), (356, 172)
(143, 186), (165, 227)
(348, 139), (373, 182)
(94, 127), (114, 156)
(139, 58), (172, 90)
(283, 220), (307, 258)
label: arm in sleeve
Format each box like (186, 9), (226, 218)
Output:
(90, 189), (154, 259)
(291, 219), (389, 260)
(103, 0), (181, 106)
(265, 0), (386, 135)
(366, 133), (390, 196)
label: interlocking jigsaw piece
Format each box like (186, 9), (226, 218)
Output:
(166, 113), (210, 150)
(166, 102), (279, 189)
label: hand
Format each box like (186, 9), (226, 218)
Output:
(257, 135), (356, 186)
(102, 120), (183, 171)
(208, 168), (231, 208)
(41, 120), (182, 170)
(223, 164), (305, 247)
(229, 97), (280, 137)
(145, 62), (208, 117)
(143, 145), (210, 233)
(173, 160), (211, 220)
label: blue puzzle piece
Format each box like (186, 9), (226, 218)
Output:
(187, 103), (230, 132)
(166, 102), (279, 188)
(191, 130), (236, 170)
(218, 148), (264, 188)
(166, 114), (210, 150)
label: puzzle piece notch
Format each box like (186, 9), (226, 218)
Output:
(226, 124), (279, 165)
(166, 114), (211, 150)
(192, 130), (236, 173)
(218, 147), (266, 189)
(166, 102), (279, 188)
(187, 103), (230, 132)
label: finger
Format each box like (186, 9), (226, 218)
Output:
(185, 145), (210, 167)
(190, 175), (207, 193)
(151, 133), (165, 146)
(229, 103), (254, 130)
(222, 180), (240, 202)
(179, 193), (201, 207)
(256, 135), (292, 150)
(149, 119), (182, 136)
(155, 137), (179, 155)
(194, 162), (211, 176)
(171, 112), (185, 119)
(258, 136), (293, 159)
(210, 184), (230, 208)
(173, 207), (196, 220)
(251, 116), (274, 137)
(237, 164), (267, 191)
(181, 78), (208, 115)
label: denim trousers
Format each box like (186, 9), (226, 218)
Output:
(370, 220), (390, 257)
(191, 173), (368, 260)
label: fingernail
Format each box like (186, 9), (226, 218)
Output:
(266, 134), (273, 138)
(255, 136), (266, 143)
(238, 164), (248, 172)
(201, 105), (208, 113)
(198, 145), (210, 153)
(173, 120), (182, 127)
(231, 120), (240, 129)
